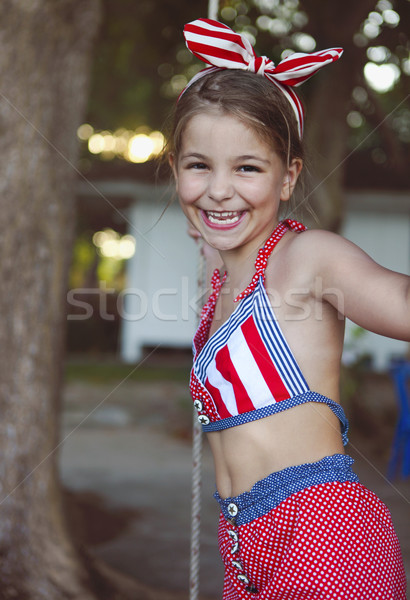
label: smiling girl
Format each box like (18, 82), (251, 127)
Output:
(168, 19), (409, 599)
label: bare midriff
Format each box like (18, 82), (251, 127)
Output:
(207, 401), (345, 499)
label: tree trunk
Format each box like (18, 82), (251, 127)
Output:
(0, 2), (101, 598)
(302, 0), (377, 231)
(304, 59), (353, 232)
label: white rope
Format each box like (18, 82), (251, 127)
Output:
(189, 244), (206, 600)
(189, 5), (219, 598)
(189, 403), (203, 599)
(208, 0), (219, 20)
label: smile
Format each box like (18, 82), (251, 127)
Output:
(201, 210), (246, 229)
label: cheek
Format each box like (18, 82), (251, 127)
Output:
(255, 178), (283, 203)
(177, 176), (203, 207)
(178, 198), (200, 231)
(178, 198), (189, 220)
(178, 191), (197, 221)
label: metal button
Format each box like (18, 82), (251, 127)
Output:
(193, 399), (203, 411)
(228, 530), (238, 542)
(246, 584), (259, 594)
(230, 542), (239, 554)
(237, 573), (249, 585)
(231, 559), (242, 570)
(227, 503), (238, 517)
(198, 415), (210, 425)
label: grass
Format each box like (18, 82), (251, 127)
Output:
(64, 356), (191, 384)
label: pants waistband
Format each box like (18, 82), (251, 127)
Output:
(214, 453), (360, 526)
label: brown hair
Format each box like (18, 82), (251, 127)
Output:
(166, 69), (307, 214)
(170, 69), (303, 161)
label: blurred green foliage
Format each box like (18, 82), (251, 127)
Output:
(70, 233), (97, 289)
(86, 0), (206, 131)
(64, 360), (190, 383)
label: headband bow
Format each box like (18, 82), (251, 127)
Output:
(183, 18), (343, 137)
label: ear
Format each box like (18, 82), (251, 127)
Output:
(280, 158), (303, 202)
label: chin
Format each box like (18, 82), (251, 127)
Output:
(207, 240), (239, 252)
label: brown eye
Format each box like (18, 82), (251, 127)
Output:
(239, 165), (260, 172)
(189, 162), (207, 169)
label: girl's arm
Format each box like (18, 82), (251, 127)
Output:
(304, 230), (410, 341)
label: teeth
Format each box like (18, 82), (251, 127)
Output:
(207, 211), (239, 218)
(205, 210), (242, 224)
(208, 215), (239, 224)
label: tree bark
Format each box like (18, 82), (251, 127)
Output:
(301, 0), (378, 231)
(303, 58), (353, 231)
(0, 1), (101, 598)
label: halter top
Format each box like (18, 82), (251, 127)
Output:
(189, 219), (349, 445)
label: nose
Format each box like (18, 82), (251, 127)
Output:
(207, 170), (234, 202)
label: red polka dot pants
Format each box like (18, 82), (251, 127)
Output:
(217, 461), (406, 599)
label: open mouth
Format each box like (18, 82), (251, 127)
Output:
(201, 210), (246, 229)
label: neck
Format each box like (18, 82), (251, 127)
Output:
(217, 229), (274, 290)
(219, 244), (258, 276)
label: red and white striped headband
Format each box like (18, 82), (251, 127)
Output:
(182, 18), (343, 138)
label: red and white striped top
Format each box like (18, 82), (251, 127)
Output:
(189, 219), (349, 443)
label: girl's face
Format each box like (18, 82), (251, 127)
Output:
(171, 112), (302, 256)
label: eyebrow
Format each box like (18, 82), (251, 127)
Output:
(236, 154), (270, 164)
(180, 152), (270, 164)
(180, 152), (207, 160)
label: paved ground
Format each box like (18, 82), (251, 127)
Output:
(59, 374), (410, 599)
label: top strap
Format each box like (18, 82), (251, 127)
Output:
(211, 267), (227, 293)
(234, 219), (306, 302)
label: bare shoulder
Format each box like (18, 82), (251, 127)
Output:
(282, 228), (365, 278)
(287, 227), (380, 269)
(274, 227), (387, 295)
(286, 228), (359, 258)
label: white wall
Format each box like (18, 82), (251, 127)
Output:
(342, 191), (410, 370)
(121, 192), (200, 362)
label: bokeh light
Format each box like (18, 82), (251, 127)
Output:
(93, 229), (136, 260)
(347, 111), (364, 128)
(382, 9), (400, 26)
(79, 125), (166, 163)
(88, 133), (105, 154)
(127, 134), (155, 163)
(77, 123), (94, 140)
(364, 62), (400, 93)
(292, 32), (316, 52)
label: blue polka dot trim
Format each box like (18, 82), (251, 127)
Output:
(201, 391), (349, 446)
(214, 454), (359, 526)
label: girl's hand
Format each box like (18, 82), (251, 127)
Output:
(187, 222), (202, 242)
(186, 221), (223, 272)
